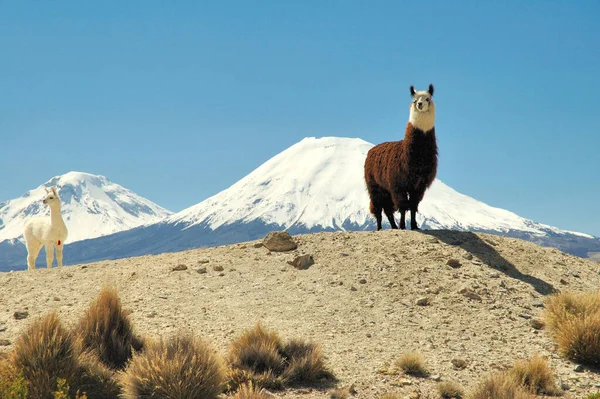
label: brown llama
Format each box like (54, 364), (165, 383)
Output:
(364, 84), (438, 230)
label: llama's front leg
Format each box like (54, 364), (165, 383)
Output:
(56, 245), (64, 268)
(370, 202), (383, 230)
(409, 190), (425, 230)
(45, 244), (54, 269)
(393, 194), (410, 230)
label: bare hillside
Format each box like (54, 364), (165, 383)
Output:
(1, 230), (599, 398)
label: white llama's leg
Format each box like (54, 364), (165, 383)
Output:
(26, 242), (42, 270)
(45, 244), (54, 269)
(56, 245), (64, 268)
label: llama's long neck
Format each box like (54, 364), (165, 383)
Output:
(49, 204), (65, 227)
(403, 122), (438, 169)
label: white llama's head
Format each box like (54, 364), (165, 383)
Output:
(43, 187), (61, 207)
(409, 84), (435, 132)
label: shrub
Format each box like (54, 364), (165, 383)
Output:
(394, 352), (429, 377)
(227, 323), (334, 391)
(11, 312), (79, 398)
(232, 382), (272, 399)
(509, 354), (561, 396)
(73, 351), (121, 399)
(0, 358), (28, 399)
(470, 372), (533, 399)
(75, 286), (143, 370)
(120, 332), (224, 399)
(437, 381), (464, 398)
(544, 290), (600, 365)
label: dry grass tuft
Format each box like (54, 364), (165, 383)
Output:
(75, 286), (144, 370)
(437, 380), (464, 398)
(120, 332), (224, 399)
(394, 352), (429, 377)
(544, 290), (600, 366)
(281, 339), (335, 384)
(470, 372), (533, 399)
(232, 382), (272, 399)
(74, 351), (121, 399)
(509, 354), (561, 396)
(11, 311), (79, 397)
(227, 323), (334, 391)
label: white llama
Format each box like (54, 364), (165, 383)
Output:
(24, 186), (68, 270)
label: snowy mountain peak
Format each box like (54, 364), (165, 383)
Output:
(0, 172), (172, 243)
(169, 136), (595, 240)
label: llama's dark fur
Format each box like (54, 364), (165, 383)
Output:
(364, 84), (438, 230)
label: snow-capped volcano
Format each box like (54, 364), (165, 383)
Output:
(168, 137), (595, 239)
(0, 171), (172, 244)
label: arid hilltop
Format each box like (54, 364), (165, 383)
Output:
(1, 230), (599, 398)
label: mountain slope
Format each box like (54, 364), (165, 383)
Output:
(1, 138), (598, 271)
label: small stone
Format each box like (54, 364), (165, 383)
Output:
(530, 319), (545, 330)
(198, 259), (210, 264)
(573, 364), (584, 372)
(340, 252), (349, 257)
(366, 333), (372, 338)
(197, 267), (207, 274)
(489, 272), (500, 278)
(53, 297), (60, 301)
(147, 311), (158, 318)
(560, 278), (568, 285)
(416, 297), (430, 306)
(253, 243), (263, 248)
(287, 254), (315, 270)
(519, 313), (533, 320)
(350, 286), (358, 291)
(0, 326), (6, 332)
(532, 301), (544, 308)
(570, 271), (580, 278)
(452, 358), (468, 369)
(359, 279), (367, 284)
(398, 379), (413, 386)
(0, 339), (11, 346)
(213, 265), (224, 272)
(14, 311), (29, 320)
(459, 288), (482, 301)
(431, 374), (441, 381)
(462, 253), (473, 260)
(446, 259), (462, 268)
(172, 264), (187, 271)
(262, 231), (298, 252)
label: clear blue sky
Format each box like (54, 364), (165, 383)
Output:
(1, 1), (599, 235)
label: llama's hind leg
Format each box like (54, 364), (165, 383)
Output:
(409, 189), (426, 230)
(26, 242), (42, 270)
(392, 193), (410, 230)
(45, 244), (54, 269)
(369, 201), (383, 231)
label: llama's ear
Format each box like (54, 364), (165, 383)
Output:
(410, 85), (416, 97)
(51, 187), (57, 195)
(44, 187), (50, 193)
(428, 84), (434, 96)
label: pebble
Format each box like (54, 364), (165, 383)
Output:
(519, 313), (532, 320)
(416, 297), (430, 306)
(197, 267), (207, 274)
(0, 339), (11, 346)
(172, 264), (187, 271)
(213, 265), (224, 272)
(446, 259), (462, 268)
(573, 364), (584, 372)
(14, 311), (29, 320)
(359, 279), (367, 284)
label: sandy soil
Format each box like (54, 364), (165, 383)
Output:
(1, 230), (599, 398)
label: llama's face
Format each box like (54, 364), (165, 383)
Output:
(409, 84), (435, 132)
(410, 84), (435, 114)
(42, 187), (60, 206)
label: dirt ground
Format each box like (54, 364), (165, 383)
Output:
(1, 230), (599, 398)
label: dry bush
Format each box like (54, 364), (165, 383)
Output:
(74, 351), (121, 399)
(232, 382), (272, 399)
(75, 286), (143, 370)
(437, 380), (464, 398)
(120, 332), (224, 399)
(281, 339), (334, 384)
(544, 290), (600, 365)
(509, 354), (561, 396)
(470, 372), (533, 399)
(394, 352), (429, 377)
(227, 323), (334, 391)
(11, 311), (79, 398)
(0, 355), (28, 399)
(329, 388), (349, 399)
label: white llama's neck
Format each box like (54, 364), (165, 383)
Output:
(49, 204), (65, 225)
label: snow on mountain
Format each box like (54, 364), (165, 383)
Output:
(168, 137), (592, 239)
(0, 171), (173, 244)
